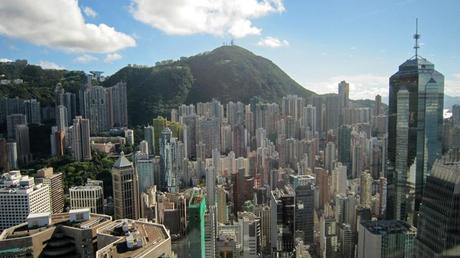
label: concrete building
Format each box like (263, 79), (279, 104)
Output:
(271, 185), (295, 256)
(35, 167), (64, 214)
(0, 209), (112, 258)
(0, 171), (51, 230)
(357, 220), (416, 258)
(6, 113), (26, 139)
(96, 219), (173, 258)
(112, 152), (139, 220)
(415, 151), (460, 258)
(238, 211), (261, 257)
(70, 116), (92, 161)
(70, 180), (104, 214)
(15, 124), (30, 165)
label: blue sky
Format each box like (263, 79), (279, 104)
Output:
(0, 0), (459, 99)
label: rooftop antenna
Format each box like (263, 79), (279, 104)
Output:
(414, 18), (420, 58)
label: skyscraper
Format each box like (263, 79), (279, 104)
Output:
(338, 80), (350, 126)
(6, 113), (26, 139)
(70, 116), (92, 161)
(15, 124), (30, 165)
(159, 127), (173, 192)
(144, 125), (155, 156)
(386, 23), (444, 222)
(83, 85), (109, 134)
(112, 152), (139, 219)
(415, 151), (460, 257)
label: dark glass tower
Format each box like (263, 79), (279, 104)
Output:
(386, 22), (444, 223)
(415, 151), (460, 257)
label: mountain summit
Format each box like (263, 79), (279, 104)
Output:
(104, 45), (314, 125)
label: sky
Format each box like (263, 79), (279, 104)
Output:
(0, 0), (459, 99)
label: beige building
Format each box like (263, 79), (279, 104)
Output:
(96, 219), (174, 258)
(35, 167), (64, 214)
(0, 209), (112, 258)
(112, 152), (139, 220)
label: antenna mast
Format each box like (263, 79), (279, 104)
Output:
(414, 18), (420, 58)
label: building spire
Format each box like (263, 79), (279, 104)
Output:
(414, 18), (420, 58)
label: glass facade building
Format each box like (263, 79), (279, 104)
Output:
(387, 56), (444, 223)
(415, 152), (460, 258)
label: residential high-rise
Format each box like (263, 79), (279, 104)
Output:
(144, 125), (155, 156)
(325, 141), (336, 172)
(303, 104), (317, 135)
(56, 104), (68, 130)
(206, 166), (216, 207)
(112, 152), (139, 219)
(6, 113), (26, 139)
(357, 220), (416, 258)
(338, 125), (352, 174)
(387, 25), (444, 222)
(70, 181), (104, 214)
(338, 80), (350, 126)
(83, 85), (109, 134)
(23, 99), (41, 125)
(160, 127), (173, 192)
(107, 81), (128, 127)
(70, 116), (92, 161)
(374, 94), (383, 116)
(415, 151), (460, 258)
(238, 211), (261, 257)
(0, 171), (51, 230)
(135, 152), (155, 194)
(35, 167), (64, 214)
(0, 138), (7, 171)
(15, 124), (30, 165)
(124, 128), (134, 145)
(7, 142), (17, 169)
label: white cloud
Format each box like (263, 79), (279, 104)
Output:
(0, 58), (13, 63)
(0, 0), (136, 53)
(257, 36), (289, 48)
(446, 73), (460, 96)
(74, 54), (98, 64)
(83, 6), (97, 18)
(37, 61), (65, 70)
(130, 0), (285, 38)
(304, 74), (388, 100)
(104, 52), (122, 63)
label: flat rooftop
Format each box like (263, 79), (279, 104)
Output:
(98, 219), (170, 257)
(361, 220), (416, 235)
(1, 213), (111, 240)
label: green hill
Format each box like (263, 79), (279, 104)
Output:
(104, 45), (314, 125)
(0, 60), (85, 105)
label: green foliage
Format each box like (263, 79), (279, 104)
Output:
(103, 45), (315, 126)
(28, 152), (115, 198)
(152, 116), (183, 150)
(0, 60), (85, 105)
(103, 65), (193, 126)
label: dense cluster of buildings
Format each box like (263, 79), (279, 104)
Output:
(0, 29), (459, 258)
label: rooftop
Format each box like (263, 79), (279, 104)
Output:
(361, 220), (416, 235)
(0, 212), (111, 240)
(97, 219), (170, 257)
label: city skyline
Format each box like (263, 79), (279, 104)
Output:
(1, 1), (460, 99)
